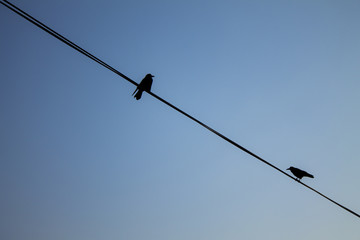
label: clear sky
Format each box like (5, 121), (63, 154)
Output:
(1, 0), (360, 239)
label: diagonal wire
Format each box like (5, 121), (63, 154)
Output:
(1, 0), (359, 219)
(0, 0), (138, 86)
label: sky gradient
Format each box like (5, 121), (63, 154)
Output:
(1, 0), (360, 239)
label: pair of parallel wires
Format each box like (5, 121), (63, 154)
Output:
(1, 0), (359, 219)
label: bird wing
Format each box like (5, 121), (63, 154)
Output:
(297, 169), (314, 178)
(303, 171), (314, 178)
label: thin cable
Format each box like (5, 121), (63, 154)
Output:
(1, 0), (138, 86)
(1, 0), (359, 219)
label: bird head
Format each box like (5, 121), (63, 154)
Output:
(146, 73), (154, 78)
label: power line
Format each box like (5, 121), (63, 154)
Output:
(1, 0), (359, 219)
(0, 0), (137, 86)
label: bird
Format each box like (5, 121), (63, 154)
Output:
(286, 166), (314, 181)
(132, 73), (154, 100)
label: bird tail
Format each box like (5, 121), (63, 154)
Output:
(306, 173), (314, 178)
(134, 90), (142, 100)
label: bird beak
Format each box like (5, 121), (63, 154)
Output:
(286, 168), (290, 170)
(151, 75), (155, 77)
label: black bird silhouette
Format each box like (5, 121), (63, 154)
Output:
(287, 166), (314, 181)
(133, 73), (154, 100)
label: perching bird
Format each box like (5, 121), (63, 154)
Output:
(132, 73), (154, 100)
(287, 166), (314, 181)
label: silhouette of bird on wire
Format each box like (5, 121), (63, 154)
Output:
(133, 73), (154, 100)
(287, 166), (314, 181)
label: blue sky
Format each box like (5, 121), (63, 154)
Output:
(1, 0), (360, 239)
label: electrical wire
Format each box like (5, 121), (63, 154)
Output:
(1, 0), (359, 219)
